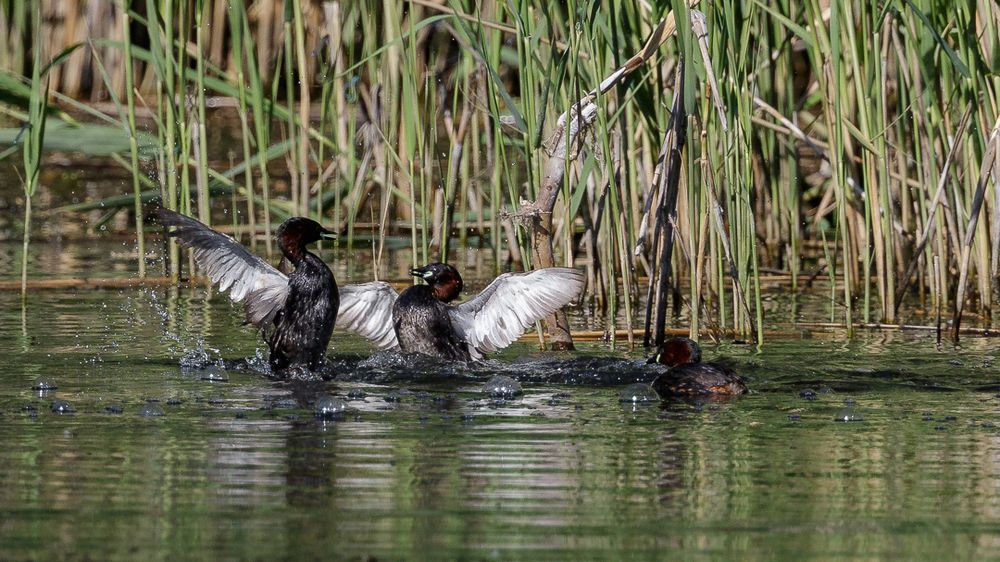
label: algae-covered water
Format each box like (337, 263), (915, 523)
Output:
(3, 244), (1000, 560)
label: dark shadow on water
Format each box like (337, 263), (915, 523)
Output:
(323, 352), (660, 386)
(177, 345), (1000, 397)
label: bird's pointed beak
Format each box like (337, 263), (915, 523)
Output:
(410, 266), (433, 279)
(320, 228), (337, 241)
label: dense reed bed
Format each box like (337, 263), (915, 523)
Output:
(1, 0), (998, 345)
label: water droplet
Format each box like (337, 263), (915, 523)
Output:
(618, 383), (659, 403)
(139, 403), (165, 417)
(200, 367), (229, 382)
(315, 395), (348, 419)
(50, 400), (75, 414)
(32, 377), (57, 391)
(833, 404), (863, 422)
(483, 375), (522, 399)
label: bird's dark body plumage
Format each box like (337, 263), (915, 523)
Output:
(392, 284), (470, 360)
(650, 337), (748, 397)
(155, 208), (338, 374)
(267, 247), (338, 371)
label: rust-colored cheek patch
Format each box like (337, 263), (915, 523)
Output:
(432, 278), (462, 302)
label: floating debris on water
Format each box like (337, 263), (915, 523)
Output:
(32, 378), (57, 391)
(104, 404), (123, 415)
(51, 400), (75, 414)
(139, 403), (165, 417)
(384, 390), (403, 403)
(618, 383), (659, 403)
(799, 389), (818, 400)
(483, 375), (522, 399)
(315, 395), (348, 419)
(346, 389), (367, 401)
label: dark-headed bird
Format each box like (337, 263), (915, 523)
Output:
(649, 337), (748, 397)
(155, 208), (380, 373)
(336, 262), (586, 361)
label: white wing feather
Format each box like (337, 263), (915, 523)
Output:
(156, 208), (290, 327)
(449, 268), (585, 359)
(336, 282), (399, 349)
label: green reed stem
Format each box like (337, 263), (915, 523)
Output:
(121, 0), (145, 276)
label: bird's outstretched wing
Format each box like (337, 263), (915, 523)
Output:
(449, 267), (585, 359)
(335, 281), (400, 349)
(155, 208), (289, 327)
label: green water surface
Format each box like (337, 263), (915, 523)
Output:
(3, 261), (1000, 561)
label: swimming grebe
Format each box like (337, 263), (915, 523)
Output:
(650, 337), (748, 396)
(336, 262), (585, 360)
(156, 208), (347, 373)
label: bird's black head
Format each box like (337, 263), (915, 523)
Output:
(410, 262), (463, 303)
(650, 337), (702, 367)
(276, 217), (336, 258)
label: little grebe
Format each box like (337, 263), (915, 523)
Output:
(650, 337), (748, 397)
(336, 263), (585, 360)
(156, 208), (360, 374)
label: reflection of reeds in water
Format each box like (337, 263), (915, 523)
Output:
(3, 0), (999, 345)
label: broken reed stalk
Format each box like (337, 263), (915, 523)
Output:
(892, 105), (972, 314)
(516, 5), (692, 349)
(952, 117), (1000, 339)
(642, 60), (686, 349)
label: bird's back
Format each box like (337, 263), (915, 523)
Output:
(652, 362), (747, 396)
(392, 285), (470, 360)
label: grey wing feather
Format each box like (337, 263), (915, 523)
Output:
(155, 208), (289, 327)
(336, 282), (399, 349)
(449, 267), (585, 359)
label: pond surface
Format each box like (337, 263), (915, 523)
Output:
(3, 246), (1000, 560)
